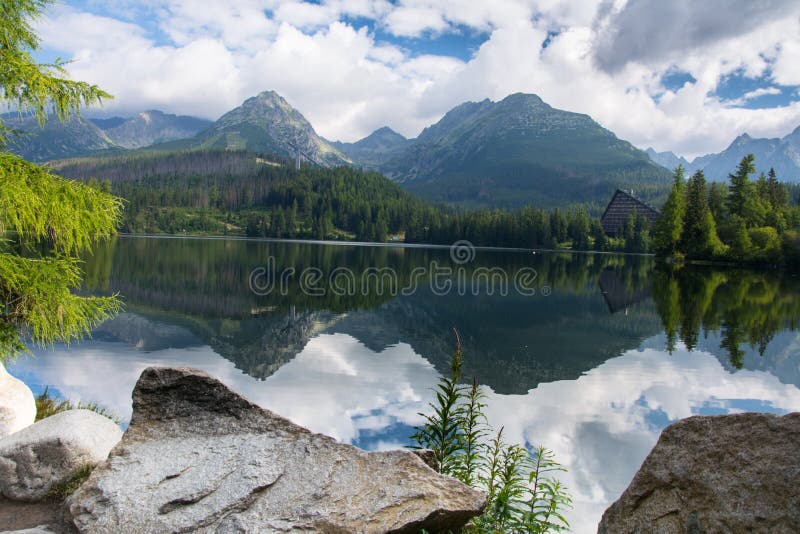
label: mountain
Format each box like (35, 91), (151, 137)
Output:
(3, 110), (211, 161)
(89, 117), (128, 129)
(645, 148), (690, 172)
(690, 129), (800, 182)
(160, 91), (350, 167)
(98, 110), (211, 149)
(647, 126), (800, 183)
(330, 126), (408, 168)
(355, 93), (671, 207)
(8, 89), (675, 207)
(4, 114), (119, 162)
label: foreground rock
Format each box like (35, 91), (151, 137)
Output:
(68, 367), (485, 533)
(598, 412), (800, 533)
(0, 410), (123, 502)
(0, 362), (36, 438)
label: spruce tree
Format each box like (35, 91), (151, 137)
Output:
(681, 170), (726, 259)
(726, 154), (765, 227)
(591, 220), (607, 251)
(653, 166), (686, 257)
(568, 207), (590, 250)
(1, 0), (121, 358)
(726, 154), (755, 220)
(766, 167), (788, 210)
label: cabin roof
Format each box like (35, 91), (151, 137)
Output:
(600, 189), (660, 236)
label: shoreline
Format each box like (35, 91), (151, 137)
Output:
(116, 232), (658, 258)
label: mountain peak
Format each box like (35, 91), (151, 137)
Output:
(379, 92), (669, 206)
(688, 127), (800, 183)
(253, 90), (287, 104)
(372, 126), (403, 137)
(361, 127), (407, 145)
(193, 90), (349, 166)
(500, 93), (545, 106)
(330, 125), (408, 166)
(255, 89), (280, 99)
(235, 91), (294, 114)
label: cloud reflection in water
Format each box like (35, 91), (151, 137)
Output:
(10, 333), (800, 533)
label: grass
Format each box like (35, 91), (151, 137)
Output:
(34, 388), (118, 500)
(35, 387), (121, 424)
(46, 464), (95, 500)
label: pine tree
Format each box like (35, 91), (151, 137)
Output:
(707, 181), (727, 222)
(591, 220), (607, 251)
(653, 166), (686, 257)
(681, 170), (726, 259)
(1, 0), (121, 358)
(567, 207), (590, 250)
(726, 154), (765, 227)
(766, 167), (788, 210)
(726, 154), (755, 219)
(273, 208), (286, 238)
(631, 211), (651, 253)
(756, 172), (769, 205)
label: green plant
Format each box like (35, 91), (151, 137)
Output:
(46, 463), (94, 500)
(410, 330), (571, 533)
(1, 0), (122, 360)
(35, 386), (120, 424)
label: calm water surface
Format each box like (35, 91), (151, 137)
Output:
(10, 236), (800, 532)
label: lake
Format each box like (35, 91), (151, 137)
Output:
(8, 236), (800, 533)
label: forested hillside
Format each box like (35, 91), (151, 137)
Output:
(53, 150), (636, 250)
(54, 151), (428, 241)
(373, 93), (673, 208)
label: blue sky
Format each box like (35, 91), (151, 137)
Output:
(35, 0), (800, 158)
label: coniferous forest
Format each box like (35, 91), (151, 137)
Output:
(53, 150), (631, 250)
(54, 149), (800, 262)
(652, 155), (800, 265)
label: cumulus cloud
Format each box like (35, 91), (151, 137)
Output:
(32, 0), (800, 155)
(592, 0), (797, 73)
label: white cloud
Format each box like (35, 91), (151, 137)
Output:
(32, 0), (800, 155)
(273, 1), (339, 29)
(591, 0), (797, 73)
(773, 38), (800, 86)
(382, 5), (450, 37)
(725, 87), (783, 107)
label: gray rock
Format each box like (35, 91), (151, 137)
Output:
(412, 449), (438, 470)
(68, 367), (486, 533)
(598, 412), (800, 534)
(0, 410), (122, 502)
(0, 363), (36, 439)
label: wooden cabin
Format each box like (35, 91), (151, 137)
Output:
(600, 189), (660, 237)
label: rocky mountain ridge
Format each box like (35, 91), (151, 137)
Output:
(645, 126), (800, 183)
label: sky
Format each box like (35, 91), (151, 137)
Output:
(35, 0), (800, 159)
